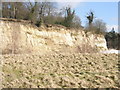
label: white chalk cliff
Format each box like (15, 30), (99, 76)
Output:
(0, 19), (107, 54)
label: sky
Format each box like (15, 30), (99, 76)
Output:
(1, 0), (118, 32)
(58, 2), (118, 32)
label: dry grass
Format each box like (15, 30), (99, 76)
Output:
(77, 44), (98, 53)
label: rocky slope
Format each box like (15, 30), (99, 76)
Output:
(0, 19), (119, 88)
(0, 19), (107, 54)
(1, 53), (119, 88)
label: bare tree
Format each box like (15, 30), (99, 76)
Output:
(72, 15), (81, 28)
(63, 7), (75, 27)
(2, 2), (12, 18)
(2, 2), (29, 19)
(93, 19), (107, 33)
(44, 2), (56, 16)
(26, 1), (38, 23)
(35, 2), (57, 26)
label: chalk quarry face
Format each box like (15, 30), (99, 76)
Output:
(0, 20), (107, 54)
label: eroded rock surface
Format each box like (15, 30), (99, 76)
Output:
(0, 20), (107, 54)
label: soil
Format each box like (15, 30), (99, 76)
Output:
(1, 53), (119, 88)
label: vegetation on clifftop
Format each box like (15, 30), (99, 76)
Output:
(2, 2), (119, 50)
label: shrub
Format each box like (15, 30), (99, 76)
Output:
(77, 43), (98, 53)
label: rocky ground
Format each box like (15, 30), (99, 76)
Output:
(0, 53), (119, 88)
